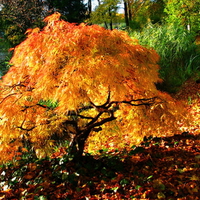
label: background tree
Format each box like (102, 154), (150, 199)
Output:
(163, 0), (200, 32)
(148, 0), (165, 24)
(0, 13), (187, 163)
(90, 0), (121, 30)
(45, 0), (87, 23)
(84, 0), (92, 17)
(123, 0), (165, 29)
(123, 0), (129, 27)
(0, 0), (88, 46)
(0, 0), (45, 46)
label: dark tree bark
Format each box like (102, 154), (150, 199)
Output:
(88, 0), (92, 15)
(108, 7), (113, 30)
(127, 0), (132, 21)
(124, 0), (129, 27)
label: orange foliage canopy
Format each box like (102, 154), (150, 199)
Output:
(0, 13), (187, 162)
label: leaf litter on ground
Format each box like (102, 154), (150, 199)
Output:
(0, 132), (200, 199)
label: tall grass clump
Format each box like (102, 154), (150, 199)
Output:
(131, 23), (200, 93)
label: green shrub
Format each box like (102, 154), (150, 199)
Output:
(131, 23), (200, 93)
(4, 25), (25, 46)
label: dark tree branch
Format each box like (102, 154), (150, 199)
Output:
(0, 93), (17, 104)
(67, 94), (159, 158)
(86, 111), (104, 127)
(90, 89), (111, 109)
(17, 126), (35, 132)
(20, 103), (49, 112)
(86, 110), (116, 131)
(108, 97), (157, 107)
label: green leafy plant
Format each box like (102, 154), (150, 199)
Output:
(131, 23), (200, 93)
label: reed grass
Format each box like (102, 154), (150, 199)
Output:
(131, 23), (200, 93)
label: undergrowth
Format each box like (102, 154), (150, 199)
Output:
(131, 23), (200, 93)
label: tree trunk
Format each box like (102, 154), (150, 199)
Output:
(97, 0), (101, 6)
(69, 129), (91, 160)
(127, 0), (132, 22)
(104, 22), (108, 29)
(108, 7), (113, 30)
(88, 0), (92, 15)
(124, 0), (129, 27)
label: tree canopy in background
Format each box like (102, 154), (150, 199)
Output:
(0, 0), (88, 46)
(0, 0), (199, 45)
(46, 0), (87, 23)
(0, 0), (46, 45)
(89, 0), (121, 30)
(164, 0), (200, 32)
(123, 0), (165, 29)
(90, 0), (199, 32)
(90, 0), (166, 29)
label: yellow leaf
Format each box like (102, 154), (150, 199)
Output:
(190, 175), (199, 181)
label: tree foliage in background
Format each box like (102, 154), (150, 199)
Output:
(124, 0), (149, 29)
(163, 0), (200, 32)
(91, 0), (199, 32)
(0, 0), (46, 46)
(148, 0), (166, 24)
(0, 13), (187, 163)
(46, 0), (87, 23)
(0, 0), (87, 46)
(89, 0), (121, 30)
(122, 0), (165, 29)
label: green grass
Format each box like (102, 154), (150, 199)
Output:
(130, 23), (200, 93)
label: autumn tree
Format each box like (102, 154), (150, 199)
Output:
(0, 13), (187, 163)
